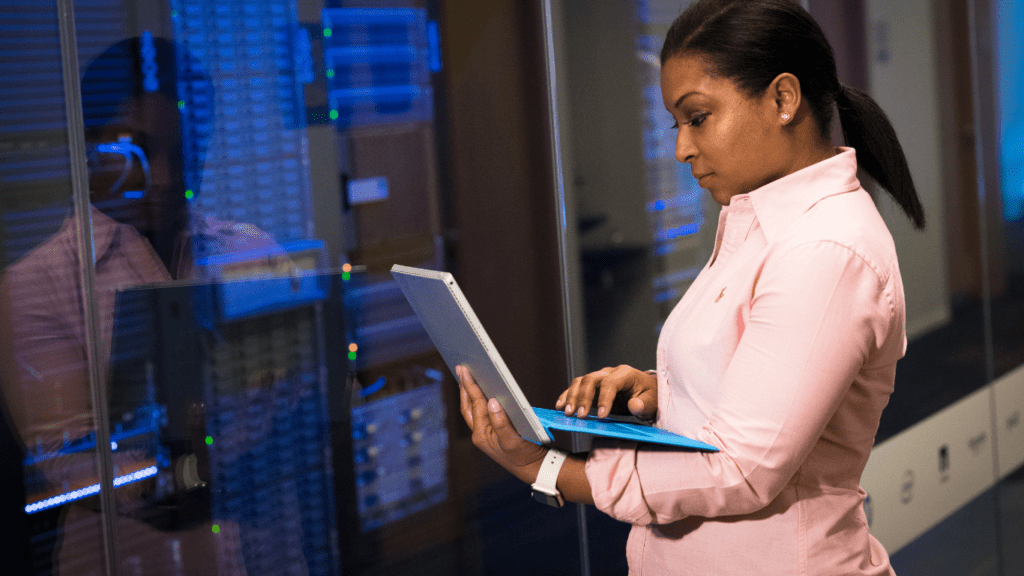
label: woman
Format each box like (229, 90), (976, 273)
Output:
(457, 0), (924, 574)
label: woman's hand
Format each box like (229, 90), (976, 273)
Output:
(457, 365), (546, 484)
(556, 365), (658, 420)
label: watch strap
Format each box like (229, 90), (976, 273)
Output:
(531, 448), (568, 507)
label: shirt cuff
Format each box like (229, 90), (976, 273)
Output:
(584, 439), (653, 525)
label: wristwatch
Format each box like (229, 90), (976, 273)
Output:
(531, 448), (568, 507)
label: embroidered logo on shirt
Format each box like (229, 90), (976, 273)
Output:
(715, 287), (726, 302)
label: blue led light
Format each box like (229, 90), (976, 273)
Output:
(427, 21), (442, 72)
(25, 466), (159, 514)
(360, 376), (386, 397)
(654, 222), (701, 242)
(140, 31), (159, 93)
(654, 289), (680, 303)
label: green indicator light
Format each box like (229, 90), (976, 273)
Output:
(171, 10), (178, 17)
(177, 100), (185, 110)
(348, 351), (357, 361)
(212, 524), (221, 534)
(205, 435), (213, 445)
(326, 69), (335, 79)
(323, 28), (332, 38)
(329, 109), (339, 120)
(342, 271), (351, 281)
(185, 189), (194, 200)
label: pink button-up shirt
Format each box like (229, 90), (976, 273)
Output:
(585, 148), (903, 575)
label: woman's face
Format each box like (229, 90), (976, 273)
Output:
(661, 54), (788, 206)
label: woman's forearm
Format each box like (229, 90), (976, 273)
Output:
(558, 454), (595, 505)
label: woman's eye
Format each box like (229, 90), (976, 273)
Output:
(687, 113), (710, 128)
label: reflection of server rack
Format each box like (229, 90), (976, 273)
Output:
(322, 7), (443, 264)
(320, 4), (452, 541)
(636, 3), (715, 321)
(350, 377), (448, 532)
(171, 0), (316, 243)
(108, 267), (340, 575)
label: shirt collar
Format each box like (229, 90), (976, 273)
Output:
(57, 205), (123, 264)
(734, 147), (862, 242)
(90, 206), (120, 261)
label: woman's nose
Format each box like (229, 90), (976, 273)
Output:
(675, 131), (696, 164)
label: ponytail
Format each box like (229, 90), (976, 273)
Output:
(836, 84), (926, 229)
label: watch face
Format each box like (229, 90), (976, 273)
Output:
(531, 489), (563, 508)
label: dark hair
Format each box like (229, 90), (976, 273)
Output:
(81, 36), (212, 125)
(80, 37), (215, 272)
(661, 0), (925, 229)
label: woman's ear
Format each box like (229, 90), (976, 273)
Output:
(770, 72), (801, 125)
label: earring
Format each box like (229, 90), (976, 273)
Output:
(781, 112), (791, 122)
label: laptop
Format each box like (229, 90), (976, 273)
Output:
(390, 264), (717, 451)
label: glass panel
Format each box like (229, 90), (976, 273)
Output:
(1, 0), (574, 575)
(0, 2), (109, 576)
(564, 0), (709, 376)
(559, 1), (705, 569)
(991, 0), (1024, 383)
(992, 1), (1024, 574)
(868, 0), (990, 444)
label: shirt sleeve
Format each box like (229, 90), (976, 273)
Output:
(585, 240), (898, 525)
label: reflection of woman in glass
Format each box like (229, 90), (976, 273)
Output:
(0, 37), (252, 576)
(458, 1), (924, 574)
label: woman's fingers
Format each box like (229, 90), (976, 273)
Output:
(589, 366), (632, 418)
(458, 373), (473, 428)
(628, 396), (657, 420)
(557, 365), (659, 420)
(595, 379), (622, 418)
(555, 387), (570, 411)
(558, 376), (583, 414)
(562, 369), (610, 417)
(486, 397), (523, 452)
(626, 371), (659, 420)
(456, 365), (546, 480)
(459, 365), (504, 438)
(458, 365), (487, 429)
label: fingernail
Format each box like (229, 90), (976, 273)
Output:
(488, 398), (501, 413)
(564, 404), (573, 415)
(577, 407), (585, 417)
(598, 406), (607, 417)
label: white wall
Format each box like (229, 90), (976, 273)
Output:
(866, 0), (951, 339)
